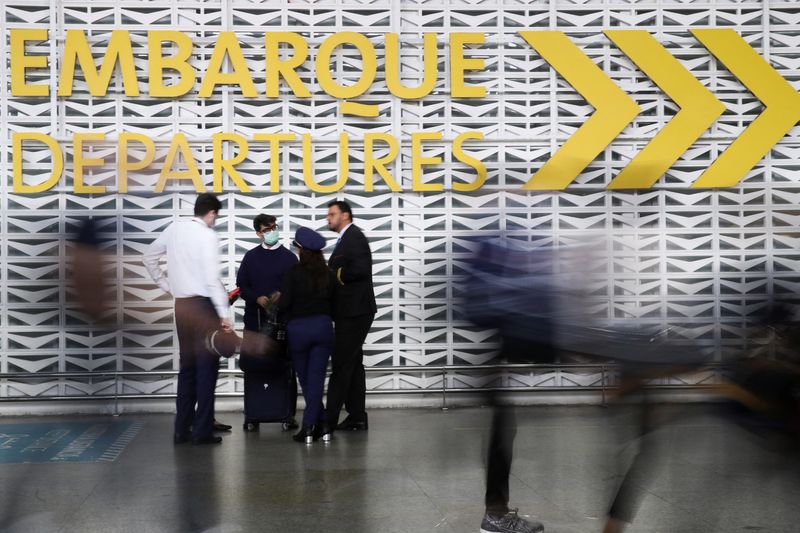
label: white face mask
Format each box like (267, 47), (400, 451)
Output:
(263, 230), (280, 246)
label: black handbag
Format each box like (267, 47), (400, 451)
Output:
(258, 307), (288, 357)
(239, 308), (288, 373)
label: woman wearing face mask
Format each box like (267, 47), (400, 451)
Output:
(277, 227), (336, 443)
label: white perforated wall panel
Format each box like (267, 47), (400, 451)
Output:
(1, 0), (798, 400)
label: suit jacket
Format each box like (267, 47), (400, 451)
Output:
(328, 225), (377, 320)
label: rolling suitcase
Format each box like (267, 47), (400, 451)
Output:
(240, 308), (298, 432)
(241, 358), (298, 432)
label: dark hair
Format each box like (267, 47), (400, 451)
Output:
(252, 214), (276, 231)
(194, 193), (222, 217)
(297, 248), (330, 292)
(327, 200), (353, 221)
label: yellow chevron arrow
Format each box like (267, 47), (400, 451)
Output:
(520, 31), (640, 190)
(605, 30), (726, 189)
(690, 29), (800, 188)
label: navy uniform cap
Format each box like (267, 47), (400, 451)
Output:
(293, 226), (326, 251)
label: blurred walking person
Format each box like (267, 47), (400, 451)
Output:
(69, 217), (110, 323)
(467, 238), (550, 533)
(468, 236), (710, 533)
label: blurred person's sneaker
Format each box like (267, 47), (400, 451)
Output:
(480, 509), (543, 533)
(173, 432), (191, 444)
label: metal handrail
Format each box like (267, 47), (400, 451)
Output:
(0, 362), (729, 414)
(0, 361), (730, 379)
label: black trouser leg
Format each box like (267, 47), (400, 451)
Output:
(608, 389), (657, 524)
(483, 333), (545, 515)
(344, 345), (367, 418)
(326, 314), (373, 426)
(174, 297), (219, 439)
(485, 391), (516, 514)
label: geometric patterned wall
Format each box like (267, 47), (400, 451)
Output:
(2, 0), (799, 401)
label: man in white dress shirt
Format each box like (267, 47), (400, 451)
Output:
(143, 193), (231, 445)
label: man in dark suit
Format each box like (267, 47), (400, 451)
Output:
(325, 200), (376, 433)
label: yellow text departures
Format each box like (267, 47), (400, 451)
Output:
(11, 132), (486, 194)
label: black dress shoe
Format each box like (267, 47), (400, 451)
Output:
(173, 432), (191, 444)
(213, 422), (232, 432)
(336, 416), (368, 431)
(314, 422), (333, 442)
(192, 436), (223, 445)
(292, 426), (317, 443)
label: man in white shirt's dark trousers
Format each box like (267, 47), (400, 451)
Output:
(143, 193), (232, 445)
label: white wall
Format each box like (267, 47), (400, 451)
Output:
(1, 0), (798, 402)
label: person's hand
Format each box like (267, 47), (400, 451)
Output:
(220, 318), (233, 332)
(256, 296), (269, 308)
(269, 291), (281, 303)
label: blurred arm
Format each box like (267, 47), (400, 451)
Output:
(142, 229), (171, 294)
(201, 232), (229, 319)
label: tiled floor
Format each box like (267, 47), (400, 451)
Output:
(0, 404), (798, 532)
